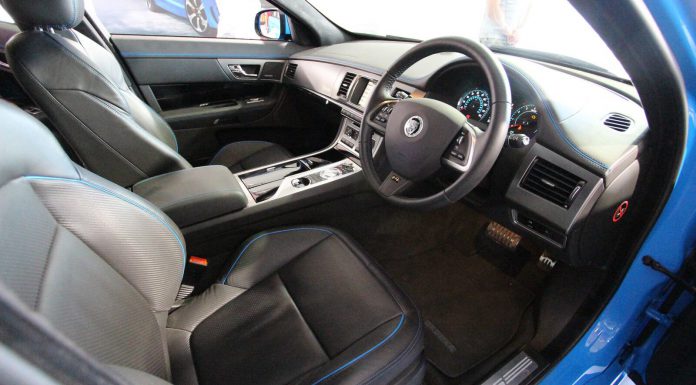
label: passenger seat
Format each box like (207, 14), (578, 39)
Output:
(1, 0), (292, 187)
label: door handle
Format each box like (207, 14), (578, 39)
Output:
(228, 64), (260, 79)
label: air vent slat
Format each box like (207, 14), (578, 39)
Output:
(285, 63), (298, 79)
(521, 158), (585, 209)
(532, 163), (579, 188)
(603, 113), (632, 132)
(523, 179), (573, 201)
(523, 175), (574, 194)
(337, 72), (356, 98)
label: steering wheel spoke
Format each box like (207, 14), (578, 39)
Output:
(365, 99), (399, 135)
(359, 37), (511, 208)
(379, 171), (412, 197)
(442, 121), (480, 173)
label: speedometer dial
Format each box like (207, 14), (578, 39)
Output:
(510, 104), (539, 137)
(457, 89), (490, 121)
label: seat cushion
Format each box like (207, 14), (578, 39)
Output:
(209, 141), (293, 173)
(167, 227), (424, 385)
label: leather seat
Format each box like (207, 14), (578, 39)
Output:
(2, 0), (292, 187)
(0, 99), (424, 385)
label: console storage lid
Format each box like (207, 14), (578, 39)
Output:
(134, 166), (248, 228)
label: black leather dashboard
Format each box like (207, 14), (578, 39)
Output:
(283, 40), (649, 265)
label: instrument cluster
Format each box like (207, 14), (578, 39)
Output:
(456, 88), (540, 145)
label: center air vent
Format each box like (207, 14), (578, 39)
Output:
(285, 63), (298, 79)
(521, 158), (585, 209)
(604, 113), (632, 132)
(337, 72), (357, 98)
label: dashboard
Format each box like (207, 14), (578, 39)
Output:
(282, 40), (649, 267)
(425, 65), (541, 145)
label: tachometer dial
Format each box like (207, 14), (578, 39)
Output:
(457, 89), (491, 121)
(510, 104), (539, 137)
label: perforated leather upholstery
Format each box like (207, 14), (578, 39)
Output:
(0, 100), (425, 385)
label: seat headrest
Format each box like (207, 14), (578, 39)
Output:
(0, 101), (78, 186)
(1, 0), (84, 31)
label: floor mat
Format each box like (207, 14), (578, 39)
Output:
(381, 244), (536, 378)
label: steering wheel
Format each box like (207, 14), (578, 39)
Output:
(360, 37), (512, 209)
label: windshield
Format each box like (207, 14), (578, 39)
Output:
(306, 0), (628, 79)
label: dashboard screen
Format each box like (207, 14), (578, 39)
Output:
(349, 77), (378, 108)
(358, 81), (377, 108)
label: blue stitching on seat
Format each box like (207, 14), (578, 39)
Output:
(222, 227), (406, 383)
(23, 176), (186, 266)
(311, 314), (406, 385)
(222, 227), (334, 282)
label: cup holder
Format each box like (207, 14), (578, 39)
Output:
(291, 177), (311, 188)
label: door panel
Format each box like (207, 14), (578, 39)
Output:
(112, 35), (303, 84)
(110, 34), (319, 165)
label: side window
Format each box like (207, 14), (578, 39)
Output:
(0, 5), (14, 24)
(88, 0), (290, 40)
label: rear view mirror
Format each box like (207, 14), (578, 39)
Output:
(255, 9), (290, 40)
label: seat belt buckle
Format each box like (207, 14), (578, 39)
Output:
(175, 256), (209, 302)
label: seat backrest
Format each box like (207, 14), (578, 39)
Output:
(0, 100), (185, 381)
(2, 0), (191, 187)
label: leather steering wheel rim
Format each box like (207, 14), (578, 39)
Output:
(360, 36), (512, 209)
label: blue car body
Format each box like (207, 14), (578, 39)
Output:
(152, 0), (219, 29)
(542, 1), (696, 383)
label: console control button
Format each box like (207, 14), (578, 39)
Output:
(375, 105), (393, 124)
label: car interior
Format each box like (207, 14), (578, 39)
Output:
(0, 0), (687, 384)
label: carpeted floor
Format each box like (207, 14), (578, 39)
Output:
(326, 201), (545, 383)
(380, 242), (536, 378)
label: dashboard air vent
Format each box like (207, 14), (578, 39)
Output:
(285, 63), (298, 79)
(521, 158), (585, 209)
(337, 72), (357, 98)
(604, 113), (632, 132)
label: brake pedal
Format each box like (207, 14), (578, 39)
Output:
(485, 222), (522, 251)
(537, 251), (557, 272)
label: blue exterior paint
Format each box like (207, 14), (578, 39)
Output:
(152, 0), (219, 29)
(541, 1), (696, 383)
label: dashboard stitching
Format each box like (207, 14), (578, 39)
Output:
(505, 65), (609, 170)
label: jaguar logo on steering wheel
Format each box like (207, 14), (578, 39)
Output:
(404, 116), (424, 138)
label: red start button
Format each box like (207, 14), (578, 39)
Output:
(613, 201), (629, 222)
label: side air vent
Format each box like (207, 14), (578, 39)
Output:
(285, 63), (298, 79)
(337, 72), (357, 98)
(521, 158), (585, 209)
(604, 113), (632, 132)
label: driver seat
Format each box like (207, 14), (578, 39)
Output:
(0, 100), (424, 384)
(2, 0), (292, 187)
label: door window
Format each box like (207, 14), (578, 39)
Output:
(88, 0), (288, 40)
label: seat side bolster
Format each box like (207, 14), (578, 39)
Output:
(222, 227), (335, 288)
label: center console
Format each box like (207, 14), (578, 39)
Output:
(335, 109), (383, 157)
(134, 106), (380, 230)
(236, 105), (384, 204)
(239, 156), (360, 203)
